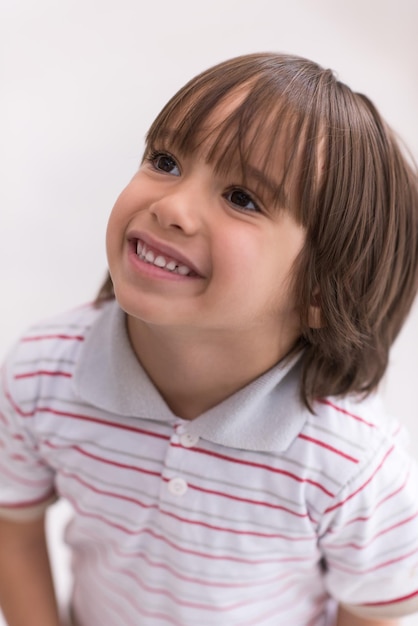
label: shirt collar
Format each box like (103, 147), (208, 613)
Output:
(73, 301), (310, 453)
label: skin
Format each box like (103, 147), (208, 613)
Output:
(0, 515), (61, 626)
(336, 606), (400, 626)
(106, 146), (307, 419)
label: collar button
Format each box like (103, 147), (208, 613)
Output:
(180, 432), (199, 448)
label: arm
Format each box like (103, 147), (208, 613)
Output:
(336, 605), (400, 626)
(0, 514), (61, 626)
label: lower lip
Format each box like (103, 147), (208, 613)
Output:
(127, 246), (200, 282)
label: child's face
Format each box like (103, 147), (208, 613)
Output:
(106, 126), (306, 358)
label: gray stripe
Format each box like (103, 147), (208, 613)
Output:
(15, 358), (77, 367)
(29, 323), (91, 331)
(319, 438), (392, 518)
(337, 467), (411, 520)
(71, 495), (316, 560)
(331, 504), (417, 545)
(305, 421), (367, 452)
(60, 458), (312, 538)
(263, 451), (342, 489)
(20, 397), (342, 490)
(76, 524), (297, 585)
(41, 431), (169, 467)
(86, 536), (305, 610)
(17, 397), (174, 433)
(43, 431), (308, 514)
(164, 461), (306, 513)
(327, 535), (418, 569)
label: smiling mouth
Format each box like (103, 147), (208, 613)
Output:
(136, 240), (197, 277)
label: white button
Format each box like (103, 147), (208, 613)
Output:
(180, 432), (199, 448)
(168, 477), (188, 496)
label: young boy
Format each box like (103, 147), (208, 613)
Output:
(0, 52), (418, 626)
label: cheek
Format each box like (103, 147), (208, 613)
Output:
(105, 188), (136, 247)
(105, 202), (132, 271)
(105, 208), (120, 257)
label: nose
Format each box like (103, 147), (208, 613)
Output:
(149, 180), (204, 235)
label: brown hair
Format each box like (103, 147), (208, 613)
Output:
(97, 52), (418, 408)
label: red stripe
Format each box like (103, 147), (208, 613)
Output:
(331, 470), (411, 528)
(100, 552), (250, 612)
(62, 469), (160, 511)
(64, 467), (310, 538)
(0, 456), (53, 488)
(46, 410), (168, 441)
(5, 385), (333, 499)
(171, 443), (335, 497)
(48, 412), (168, 438)
(45, 441), (162, 478)
(298, 433), (359, 463)
(77, 564), (143, 626)
(104, 540), (296, 589)
(163, 477), (309, 518)
(65, 493), (311, 566)
(90, 567), (184, 626)
(21, 334), (84, 342)
(53, 411), (169, 440)
(329, 545), (418, 574)
(0, 487), (56, 509)
(58, 441), (308, 520)
(327, 511), (418, 550)
(364, 588), (418, 606)
(160, 506), (315, 541)
(5, 389), (170, 441)
(14, 370), (72, 380)
(3, 388), (34, 417)
(316, 398), (375, 427)
(98, 548), (301, 614)
(325, 445), (395, 513)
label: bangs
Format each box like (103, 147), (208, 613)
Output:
(145, 54), (325, 218)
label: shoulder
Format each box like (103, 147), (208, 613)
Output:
(5, 302), (109, 366)
(287, 392), (409, 512)
(312, 396), (418, 612)
(309, 392), (401, 456)
(1, 301), (114, 409)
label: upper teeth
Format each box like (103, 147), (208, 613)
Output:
(137, 241), (192, 276)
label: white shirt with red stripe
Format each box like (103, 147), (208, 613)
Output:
(1, 300), (418, 626)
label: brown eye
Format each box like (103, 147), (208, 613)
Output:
(153, 153), (180, 175)
(226, 189), (259, 212)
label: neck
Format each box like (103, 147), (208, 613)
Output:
(127, 317), (297, 420)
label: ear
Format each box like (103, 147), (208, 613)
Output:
(307, 291), (323, 329)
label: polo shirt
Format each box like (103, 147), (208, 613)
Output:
(1, 299), (418, 626)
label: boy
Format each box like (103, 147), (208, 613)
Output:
(0, 52), (418, 625)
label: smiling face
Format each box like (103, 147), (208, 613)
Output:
(105, 53), (333, 365)
(106, 109), (306, 360)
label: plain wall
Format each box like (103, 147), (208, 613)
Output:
(1, 0), (418, 623)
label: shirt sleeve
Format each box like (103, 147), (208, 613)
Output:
(0, 343), (57, 521)
(319, 424), (418, 617)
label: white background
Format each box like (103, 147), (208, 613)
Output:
(1, 0), (418, 623)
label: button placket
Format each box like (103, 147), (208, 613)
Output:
(162, 425), (200, 499)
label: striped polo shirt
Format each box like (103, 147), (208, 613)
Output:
(1, 300), (418, 626)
